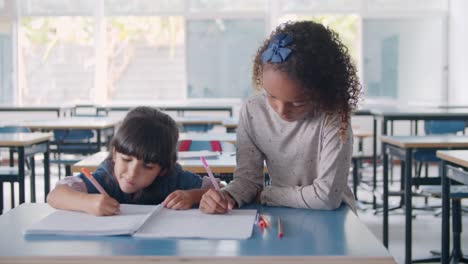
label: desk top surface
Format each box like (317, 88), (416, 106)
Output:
(0, 132), (52, 147)
(179, 132), (236, 142)
(0, 203), (394, 263)
(173, 116), (235, 125)
(379, 135), (468, 148)
(95, 99), (241, 109)
(72, 151), (240, 174)
(370, 106), (468, 118)
(437, 150), (468, 168)
(16, 117), (121, 129)
(0, 105), (74, 111)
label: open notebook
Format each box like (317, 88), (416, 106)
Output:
(25, 204), (257, 239)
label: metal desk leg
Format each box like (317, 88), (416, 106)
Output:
(404, 148), (413, 264)
(383, 142), (389, 248)
(0, 182), (3, 214)
(18, 147), (25, 204)
(30, 156), (36, 203)
(441, 160), (450, 264)
(373, 117), (377, 209)
(43, 143), (50, 199)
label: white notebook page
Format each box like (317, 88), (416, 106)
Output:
(134, 208), (257, 239)
(25, 204), (157, 236)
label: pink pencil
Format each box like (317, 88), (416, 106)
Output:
(200, 156), (225, 200)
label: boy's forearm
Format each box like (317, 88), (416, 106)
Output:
(47, 185), (93, 213)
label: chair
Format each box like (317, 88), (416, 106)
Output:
(419, 185), (468, 262)
(179, 124), (214, 133)
(414, 121), (465, 181)
(52, 129), (97, 177)
(178, 139), (237, 183)
(178, 139), (236, 153)
(351, 130), (374, 210)
(0, 126), (34, 212)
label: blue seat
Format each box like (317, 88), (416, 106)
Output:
(180, 124), (214, 133)
(0, 126), (33, 212)
(52, 129), (96, 177)
(413, 121), (465, 163)
(0, 126), (30, 133)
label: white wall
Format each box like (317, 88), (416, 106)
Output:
(363, 17), (446, 105)
(448, 0), (468, 105)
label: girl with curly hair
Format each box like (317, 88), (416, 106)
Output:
(200, 21), (362, 213)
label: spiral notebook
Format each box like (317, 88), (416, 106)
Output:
(25, 204), (257, 239)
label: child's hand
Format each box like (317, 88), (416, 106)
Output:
(199, 189), (235, 214)
(87, 194), (120, 216)
(162, 190), (195, 210)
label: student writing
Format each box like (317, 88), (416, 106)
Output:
(48, 106), (215, 216)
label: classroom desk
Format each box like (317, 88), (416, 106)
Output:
(174, 116), (233, 126)
(380, 135), (468, 264)
(179, 132), (236, 144)
(0, 203), (395, 264)
(16, 117), (121, 150)
(72, 152), (239, 174)
(437, 150), (468, 264)
(370, 107), (468, 208)
(0, 105), (74, 117)
(72, 152), (267, 183)
(0, 133), (52, 213)
(95, 99), (241, 117)
(221, 118), (239, 132)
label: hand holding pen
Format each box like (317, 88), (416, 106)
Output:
(199, 157), (235, 214)
(81, 168), (120, 216)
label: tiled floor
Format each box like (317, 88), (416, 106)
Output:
(1, 162), (467, 264)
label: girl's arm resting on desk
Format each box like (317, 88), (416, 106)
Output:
(47, 179), (120, 216)
(261, 115), (353, 210)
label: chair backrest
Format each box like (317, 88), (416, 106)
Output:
(424, 121), (466, 135)
(178, 140), (222, 152)
(54, 129), (94, 142)
(0, 126), (31, 133)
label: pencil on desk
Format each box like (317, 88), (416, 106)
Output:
(81, 168), (109, 196)
(278, 216), (283, 239)
(259, 214), (270, 227)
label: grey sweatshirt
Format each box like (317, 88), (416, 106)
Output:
(223, 93), (356, 212)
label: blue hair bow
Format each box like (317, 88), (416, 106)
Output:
(261, 33), (293, 64)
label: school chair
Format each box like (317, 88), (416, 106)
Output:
(179, 124), (214, 133)
(419, 185), (468, 263)
(72, 104), (108, 117)
(413, 121), (465, 204)
(178, 140), (237, 183)
(351, 129), (374, 209)
(51, 129), (97, 177)
(414, 121), (466, 177)
(178, 140), (235, 152)
(0, 126), (35, 211)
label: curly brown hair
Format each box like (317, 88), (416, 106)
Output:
(252, 21), (361, 140)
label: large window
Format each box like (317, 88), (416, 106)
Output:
(106, 16), (185, 100)
(18, 17), (95, 105)
(9, 0), (449, 106)
(363, 18), (446, 104)
(187, 19), (264, 98)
